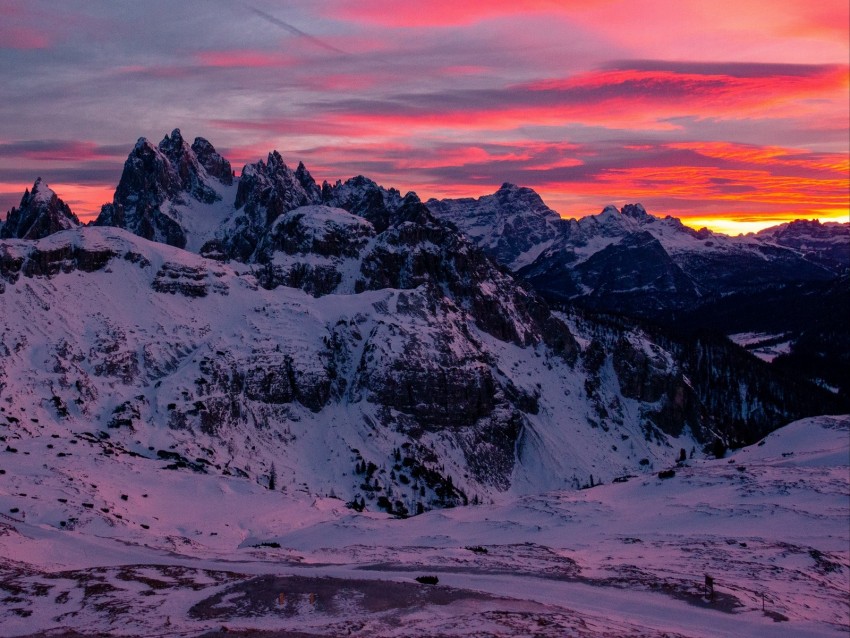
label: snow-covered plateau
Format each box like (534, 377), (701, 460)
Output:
(0, 415), (847, 637)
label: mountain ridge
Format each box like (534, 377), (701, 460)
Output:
(1, 130), (845, 513)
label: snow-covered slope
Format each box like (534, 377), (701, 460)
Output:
(0, 415), (846, 636)
(0, 225), (715, 510)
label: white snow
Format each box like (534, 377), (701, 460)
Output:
(175, 181), (239, 253)
(728, 332), (793, 363)
(0, 415), (846, 636)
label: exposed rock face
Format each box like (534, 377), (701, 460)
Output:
(0, 178), (80, 240)
(215, 152), (323, 261)
(217, 168), (583, 478)
(0, 231), (149, 286)
(157, 128), (222, 204)
(231, 173), (582, 487)
(253, 205), (375, 296)
(191, 137), (233, 186)
(152, 262), (229, 298)
(610, 336), (700, 439)
(427, 183), (563, 270)
(323, 175), (405, 233)
(94, 129), (231, 249)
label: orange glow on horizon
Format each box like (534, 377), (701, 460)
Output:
(52, 184), (114, 221)
(2, 177), (847, 238)
(678, 211), (850, 235)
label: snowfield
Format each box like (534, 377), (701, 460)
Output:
(0, 415), (847, 637)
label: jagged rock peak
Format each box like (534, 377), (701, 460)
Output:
(158, 128), (187, 156)
(621, 203), (648, 219)
(191, 136), (232, 185)
(133, 136), (156, 152)
(593, 203), (665, 228)
(266, 149), (285, 171)
(220, 152), (323, 262)
(295, 161), (320, 198)
(235, 151), (321, 211)
(0, 177), (80, 240)
(93, 129), (234, 248)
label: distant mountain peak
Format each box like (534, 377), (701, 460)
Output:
(0, 177), (80, 240)
(133, 136), (155, 152)
(428, 183), (563, 270)
(755, 217), (849, 271)
(595, 203), (650, 221)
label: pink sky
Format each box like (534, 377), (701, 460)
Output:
(0, 0), (847, 233)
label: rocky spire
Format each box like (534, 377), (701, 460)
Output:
(93, 129), (232, 248)
(192, 136), (233, 186)
(0, 177), (80, 240)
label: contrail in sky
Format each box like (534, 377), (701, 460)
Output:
(242, 3), (348, 55)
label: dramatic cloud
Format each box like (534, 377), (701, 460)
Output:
(0, 0), (847, 230)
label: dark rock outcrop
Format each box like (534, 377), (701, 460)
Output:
(94, 129), (231, 248)
(1, 178), (80, 240)
(215, 151), (322, 261)
(192, 137), (233, 186)
(152, 262), (228, 297)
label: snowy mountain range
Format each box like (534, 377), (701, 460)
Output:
(1, 129), (847, 637)
(2, 128), (842, 507)
(427, 190), (846, 316)
(427, 188), (849, 396)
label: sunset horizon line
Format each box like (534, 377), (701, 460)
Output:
(2, 168), (846, 238)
